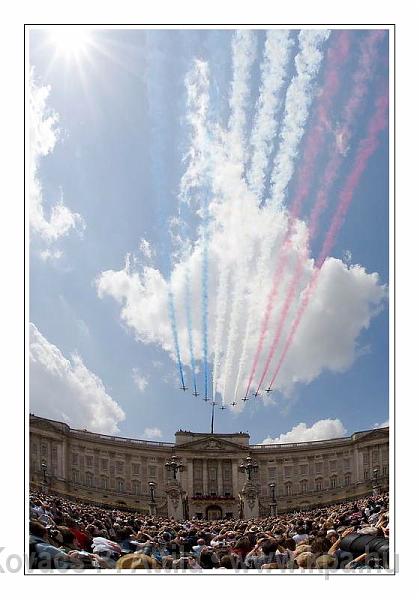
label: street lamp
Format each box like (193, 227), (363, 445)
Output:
(372, 468), (379, 494)
(41, 459), (47, 483)
(148, 481), (156, 503)
(269, 482), (277, 517)
(165, 455), (185, 480)
(239, 455), (259, 481)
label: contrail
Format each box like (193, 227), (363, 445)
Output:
(247, 29), (293, 202)
(212, 267), (230, 402)
(180, 60), (211, 397)
(201, 193), (210, 400)
(168, 287), (186, 389)
(268, 29), (331, 209)
(210, 31), (257, 404)
(244, 30), (346, 399)
(185, 265), (198, 396)
(268, 92), (388, 390)
(255, 30), (384, 393)
(228, 29), (258, 170)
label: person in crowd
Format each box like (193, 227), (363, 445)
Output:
(28, 489), (389, 571)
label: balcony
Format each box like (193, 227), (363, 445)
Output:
(191, 493), (235, 501)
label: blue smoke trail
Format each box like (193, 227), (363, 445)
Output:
(201, 191), (210, 399)
(168, 287), (186, 389)
(185, 266), (198, 396)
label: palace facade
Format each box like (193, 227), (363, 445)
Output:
(29, 414), (389, 520)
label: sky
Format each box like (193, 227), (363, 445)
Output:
(28, 27), (389, 445)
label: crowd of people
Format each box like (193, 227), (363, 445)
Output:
(29, 489), (389, 571)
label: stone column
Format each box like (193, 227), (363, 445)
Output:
(217, 460), (223, 496)
(202, 459), (208, 494)
(232, 459), (239, 498)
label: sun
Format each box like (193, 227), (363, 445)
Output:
(48, 28), (93, 60)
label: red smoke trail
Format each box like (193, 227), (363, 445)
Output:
(268, 93), (388, 390)
(243, 30), (351, 398)
(254, 31), (386, 392)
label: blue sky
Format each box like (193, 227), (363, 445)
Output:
(29, 28), (389, 444)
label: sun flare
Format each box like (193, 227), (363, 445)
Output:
(48, 28), (92, 59)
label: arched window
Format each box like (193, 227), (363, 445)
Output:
(285, 482), (292, 496)
(344, 473), (351, 486)
(315, 479), (323, 491)
(301, 480), (308, 493)
(86, 472), (93, 487)
(100, 476), (108, 489)
(132, 480), (141, 495)
(116, 479), (124, 493)
(330, 475), (337, 489)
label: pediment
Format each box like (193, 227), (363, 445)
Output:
(356, 427), (389, 443)
(176, 435), (247, 452)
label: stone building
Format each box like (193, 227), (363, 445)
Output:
(29, 414), (389, 520)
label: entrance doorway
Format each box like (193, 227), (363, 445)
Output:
(206, 505), (222, 520)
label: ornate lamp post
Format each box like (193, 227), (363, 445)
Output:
(41, 459), (48, 483)
(148, 481), (156, 503)
(372, 468), (380, 495)
(148, 481), (157, 516)
(269, 482), (277, 517)
(239, 455), (259, 481)
(165, 455), (185, 480)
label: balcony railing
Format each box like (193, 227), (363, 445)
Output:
(72, 429), (173, 447)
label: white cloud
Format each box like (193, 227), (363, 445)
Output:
(30, 323), (125, 434)
(373, 420), (389, 429)
(142, 427), (162, 440)
(28, 69), (84, 246)
(96, 49), (386, 412)
(139, 238), (154, 260)
(39, 248), (63, 262)
(261, 418), (347, 444)
(132, 368), (149, 392)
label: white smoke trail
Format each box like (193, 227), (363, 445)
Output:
(269, 29), (330, 208)
(247, 30), (294, 202)
(233, 30), (330, 401)
(210, 32), (257, 403)
(180, 60), (210, 202)
(228, 30), (258, 171)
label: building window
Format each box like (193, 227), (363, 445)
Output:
(343, 458), (350, 470)
(268, 466), (276, 480)
(301, 480), (308, 493)
(116, 479), (124, 493)
(72, 470), (79, 483)
(315, 479), (323, 491)
(372, 450), (379, 463)
(72, 453), (78, 466)
(86, 473), (93, 487)
(86, 456), (93, 468)
(116, 461), (124, 474)
(100, 476), (108, 489)
(101, 458), (108, 471)
(148, 465), (157, 477)
(364, 470), (369, 480)
(285, 483), (292, 496)
(363, 453), (369, 466)
(315, 463), (322, 475)
(300, 464), (308, 476)
(345, 474), (351, 486)
(132, 480), (141, 495)
(330, 476), (337, 489)
(132, 463), (140, 475)
(329, 460), (337, 473)
(284, 465), (292, 478)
